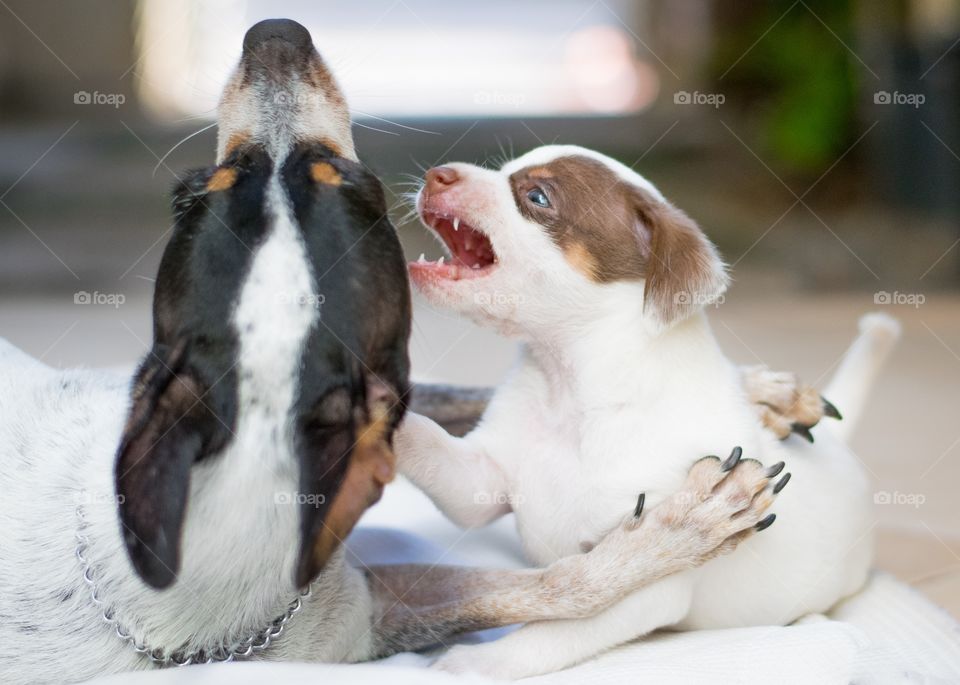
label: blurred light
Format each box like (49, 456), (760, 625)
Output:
(136, 0), (656, 121)
(564, 25), (659, 113)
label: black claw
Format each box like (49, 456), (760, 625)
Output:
(792, 424), (815, 443)
(766, 461), (786, 478)
(721, 446), (743, 472)
(822, 397), (843, 421)
(755, 513), (776, 532)
(633, 493), (645, 519)
(773, 472), (792, 494)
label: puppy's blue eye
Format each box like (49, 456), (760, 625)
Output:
(527, 187), (550, 208)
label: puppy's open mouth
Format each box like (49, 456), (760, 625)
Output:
(410, 211), (498, 280)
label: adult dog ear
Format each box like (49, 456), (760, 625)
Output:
(115, 340), (220, 589)
(634, 193), (729, 328)
(294, 380), (398, 588)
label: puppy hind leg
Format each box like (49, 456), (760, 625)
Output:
(433, 575), (695, 680)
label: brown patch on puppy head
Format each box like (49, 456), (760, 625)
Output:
(206, 167), (238, 192)
(310, 161), (343, 186)
(508, 154), (727, 326)
(509, 156), (648, 283)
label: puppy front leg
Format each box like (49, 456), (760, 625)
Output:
(409, 383), (492, 437)
(394, 411), (510, 528)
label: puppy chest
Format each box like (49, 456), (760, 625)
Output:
(508, 440), (669, 566)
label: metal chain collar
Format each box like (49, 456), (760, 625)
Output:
(75, 505), (310, 667)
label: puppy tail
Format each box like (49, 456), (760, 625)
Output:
(823, 313), (900, 442)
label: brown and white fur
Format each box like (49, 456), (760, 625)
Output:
(0, 23), (792, 685)
(397, 146), (900, 678)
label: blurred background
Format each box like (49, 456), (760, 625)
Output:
(0, 0), (957, 616)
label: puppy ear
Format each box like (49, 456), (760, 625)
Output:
(635, 195), (728, 328)
(115, 340), (219, 589)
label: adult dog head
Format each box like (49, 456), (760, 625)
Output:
(115, 19), (410, 590)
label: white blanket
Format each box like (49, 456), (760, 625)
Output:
(86, 477), (960, 684)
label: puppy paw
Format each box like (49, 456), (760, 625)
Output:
(741, 365), (841, 442)
(633, 447), (790, 564)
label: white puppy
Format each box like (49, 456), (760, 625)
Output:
(397, 146), (900, 679)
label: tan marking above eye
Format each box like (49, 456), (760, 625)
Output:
(526, 167), (553, 179)
(316, 137), (343, 158)
(206, 167), (238, 192)
(310, 162), (343, 186)
(223, 132), (250, 158)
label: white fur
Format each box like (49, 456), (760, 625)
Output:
(399, 145), (894, 679)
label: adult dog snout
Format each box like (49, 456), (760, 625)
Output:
(424, 166), (460, 195)
(243, 18), (314, 56)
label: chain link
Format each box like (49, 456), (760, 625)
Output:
(75, 505), (310, 667)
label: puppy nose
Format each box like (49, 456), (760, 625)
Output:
(243, 19), (313, 54)
(425, 166), (460, 194)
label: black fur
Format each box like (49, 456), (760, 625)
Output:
(284, 143), (411, 586)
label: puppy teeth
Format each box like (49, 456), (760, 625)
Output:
(437, 256), (445, 265)
(418, 253), (426, 263)
(453, 217), (460, 231)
